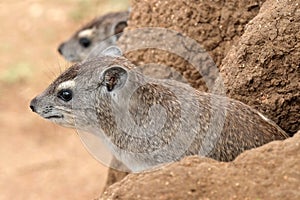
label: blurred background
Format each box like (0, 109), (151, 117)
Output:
(0, 0), (129, 199)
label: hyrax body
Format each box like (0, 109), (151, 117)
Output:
(30, 51), (288, 172)
(58, 11), (129, 62)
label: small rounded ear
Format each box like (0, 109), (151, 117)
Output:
(114, 21), (128, 39)
(101, 46), (122, 57)
(102, 66), (128, 92)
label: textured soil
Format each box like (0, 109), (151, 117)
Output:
(218, 0), (300, 135)
(119, 0), (267, 91)
(100, 131), (300, 200)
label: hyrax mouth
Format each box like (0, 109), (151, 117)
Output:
(44, 115), (64, 119)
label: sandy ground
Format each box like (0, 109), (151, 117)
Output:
(0, 0), (128, 199)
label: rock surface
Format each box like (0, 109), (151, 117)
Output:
(100, 131), (300, 200)
(119, 0), (266, 91)
(218, 0), (300, 135)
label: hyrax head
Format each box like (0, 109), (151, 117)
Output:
(30, 48), (137, 130)
(58, 11), (129, 62)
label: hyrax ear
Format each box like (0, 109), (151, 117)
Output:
(114, 21), (128, 39)
(102, 66), (128, 92)
(101, 46), (122, 57)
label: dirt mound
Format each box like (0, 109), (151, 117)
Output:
(119, 0), (266, 91)
(218, 0), (300, 135)
(100, 130), (300, 200)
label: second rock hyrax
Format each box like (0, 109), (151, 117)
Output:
(30, 48), (288, 172)
(58, 11), (129, 62)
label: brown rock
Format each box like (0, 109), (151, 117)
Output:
(103, 168), (128, 192)
(218, 0), (300, 135)
(99, 131), (300, 200)
(119, 0), (266, 91)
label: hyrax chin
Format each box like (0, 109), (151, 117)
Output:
(57, 11), (129, 62)
(30, 47), (288, 172)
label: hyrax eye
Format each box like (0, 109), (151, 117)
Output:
(57, 89), (73, 102)
(79, 37), (91, 48)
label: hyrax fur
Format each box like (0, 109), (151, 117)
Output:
(30, 49), (288, 172)
(58, 11), (129, 62)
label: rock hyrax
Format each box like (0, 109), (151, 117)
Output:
(58, 11), (129, 62)
(30, 48), (288, 172)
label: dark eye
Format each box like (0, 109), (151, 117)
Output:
(79, 37), (91, 48)
(57, 89), (73, 102)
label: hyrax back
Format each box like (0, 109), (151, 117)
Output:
(58, 11), (129, 62)
(30, 54), (288, 172)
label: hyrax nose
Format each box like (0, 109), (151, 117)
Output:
(30, 97), (37, 112)
(58, 43), (65, 55)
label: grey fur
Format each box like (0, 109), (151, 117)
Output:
(30, 56), (288, 172)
